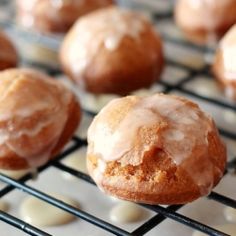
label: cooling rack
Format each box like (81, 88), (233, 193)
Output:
(0, 0), (236, 235)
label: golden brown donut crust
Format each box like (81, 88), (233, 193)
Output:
(175, 0), (236, 45)
(0, 68), (81, 170)
(87, 94), (226, 204)
(0, 31), (18, 70)
(16, 0), (114, 34)
(60, 6), (164, 95)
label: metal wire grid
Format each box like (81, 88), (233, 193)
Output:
(0, 1), (235, 236)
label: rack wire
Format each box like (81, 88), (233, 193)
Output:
(0, 0), (236, 235)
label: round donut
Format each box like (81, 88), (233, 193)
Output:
(175, 0), (236, 44)
(0, 31), (18, 70)
(60, 6), (164, 95)
(87, 93), (226, 204)
(213, 24), (236, 100)
(0, 68), (81, 170)
(16, 0), (114, 34)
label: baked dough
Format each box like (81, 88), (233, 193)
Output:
(60, 6), (164, 95)
(0, 68), (81, 170)
(87, 94), (226, 204)
(16, 0), (114, 34)
(213, 24), (236, 100)
(175, 0), (236, 44)
(0, 31), (18, 70)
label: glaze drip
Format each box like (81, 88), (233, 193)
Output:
(66, 7), (147, 77)
(0, 69), (73, 168)
(20, 193), (79, 226)
(88, 94), (218, 195)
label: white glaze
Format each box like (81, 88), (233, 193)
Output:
(18, 0), (38, 11)
(88, 97), (162, 163)
(0, 69), (73, 168)
(188, 0), (232, 9)
(88, 95), (211, 164)
(66, 7), (147, 77)
(17, 0), (37, 28)
(62, 147), (88, 180)
(164, 129), (185, 141)
(221, 24), (236, 48)
(188, 0), (212, 9)
(93, 158), (107, 184)
(0, 169), (29, 179)
(51, 0), (108, 9)
(220, 25), (236, 81)
(51, 0), (76, 8)
(110, 202), (146, 223)
(192, 224), (236, 236)
(20, 14), (35, 28)
(0, 120), (53, 144)
(88, 94), (217, 195)
(222, 46), (236, 80)
(193, 80), (220, 97)
(18, 0), (66, 28)
(0, 73), (71, 120)
(224, 206), (236, 223)
(20, 193), (79, 227)
(0, 200), (9, 212)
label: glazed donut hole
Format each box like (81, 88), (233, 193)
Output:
(212, 24), (236, 101)
(0, 68), (81, 170)
(174, 0), (236, 45)
(15, 0), (115, 66)
(16, 0), (115, 34)
(87, 93), (226, 204)
(60, 6), (164, 111)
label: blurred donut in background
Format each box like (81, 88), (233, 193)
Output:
(16, 0), (114, 34)
(175, 0), (236, 45)
(213, 24), (236, 101)
(60, 6), (164, 95)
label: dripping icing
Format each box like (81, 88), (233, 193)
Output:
(20, 193), (79, 226)
(88, 94), (216, 195)
(67, 7), (147, 77)
(0, 70), (73, 168)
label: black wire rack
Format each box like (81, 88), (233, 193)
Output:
(0, 1), (236, 236)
